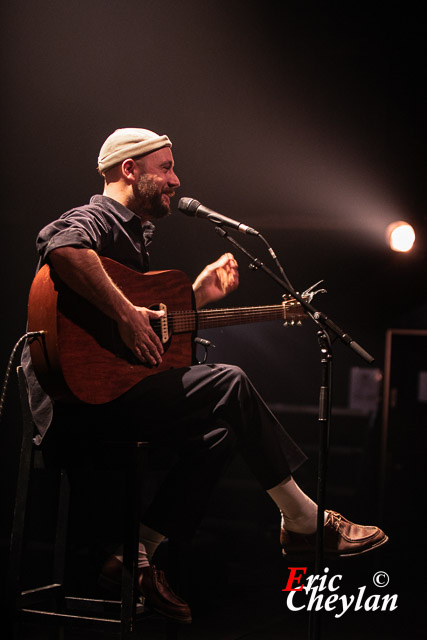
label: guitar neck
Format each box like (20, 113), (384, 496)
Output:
(198, 305), (286, 329)
(170, 302), (302, 334)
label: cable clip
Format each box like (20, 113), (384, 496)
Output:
(194, 337), (216, 364)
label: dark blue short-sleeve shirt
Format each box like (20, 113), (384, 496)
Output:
(22, 195), (155, 443)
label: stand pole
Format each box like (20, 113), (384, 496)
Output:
(308, 330), (333, 640)
(212, 225), (374, 640)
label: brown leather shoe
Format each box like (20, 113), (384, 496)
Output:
(280, 510), (388, 557)
(99, 556), (192, 624)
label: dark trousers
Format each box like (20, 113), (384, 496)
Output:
(47, 364), (307, 539)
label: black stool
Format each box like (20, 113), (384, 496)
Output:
(8, 365), (167, 639)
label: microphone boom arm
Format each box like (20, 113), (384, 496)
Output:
(214, 226), (374, 364)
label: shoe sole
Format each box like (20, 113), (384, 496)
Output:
(281, 534), (389, 558)
(98, 574), (192, 624)
(150, 605), (192, 625)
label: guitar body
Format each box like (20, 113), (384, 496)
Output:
(28, 258), (196, 404)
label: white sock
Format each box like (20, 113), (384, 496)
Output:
(113, 524), (165, 568)
(266, 476), (327, 534)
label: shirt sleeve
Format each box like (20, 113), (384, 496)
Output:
(36, 208), (111, 263)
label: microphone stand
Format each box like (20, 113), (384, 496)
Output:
(213, 226), (374, 640)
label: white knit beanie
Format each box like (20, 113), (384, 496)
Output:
(97, 127), (172, 173)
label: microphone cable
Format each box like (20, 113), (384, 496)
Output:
(0, 330), (46, 424)
(257, 232), (296, 295)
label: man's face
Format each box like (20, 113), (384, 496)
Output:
(132, 147), (180, 220)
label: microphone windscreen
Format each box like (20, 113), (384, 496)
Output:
(178, 197), (200, 215)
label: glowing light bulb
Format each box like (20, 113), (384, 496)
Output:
(386, 221), (415, 252)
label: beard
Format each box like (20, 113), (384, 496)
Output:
(131, 174), (173, 220)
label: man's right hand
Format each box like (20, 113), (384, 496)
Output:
(48, 248), (165, 366)
(117, 306), (165, 366)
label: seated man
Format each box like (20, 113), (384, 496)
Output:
(21, 127), (388, 624)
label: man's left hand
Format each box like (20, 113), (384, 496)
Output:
(193, 253), (239, 309)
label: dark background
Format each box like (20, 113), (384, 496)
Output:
(1, 1), (426, 638)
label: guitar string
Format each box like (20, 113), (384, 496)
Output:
(153, 306), (301, 320)
(172, 307), (286, 327)
(150, 304), (303, 333)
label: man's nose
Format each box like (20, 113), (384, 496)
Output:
(169, 171), (180, 188)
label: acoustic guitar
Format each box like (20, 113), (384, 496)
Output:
(28, 257), (306, 404)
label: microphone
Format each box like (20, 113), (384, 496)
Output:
(178, 197), (259, 236)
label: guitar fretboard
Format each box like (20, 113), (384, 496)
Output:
(169, 303), (302, 334)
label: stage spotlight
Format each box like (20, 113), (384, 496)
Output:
(386, 221), (416, 252)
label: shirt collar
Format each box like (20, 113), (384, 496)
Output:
(90, 194), (155, 235)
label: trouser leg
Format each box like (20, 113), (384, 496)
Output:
(106, 364), (307, 536)
(141, 423), (237, 539)
(112, 363), (307, 491)
(48, 363), (307, 540)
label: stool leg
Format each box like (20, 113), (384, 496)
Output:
(120, 445), (145, 638)
(7, 410), (34, 616)
(53, 469), (70, 585)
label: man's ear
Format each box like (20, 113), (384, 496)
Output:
(121, 158), (138, 182)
